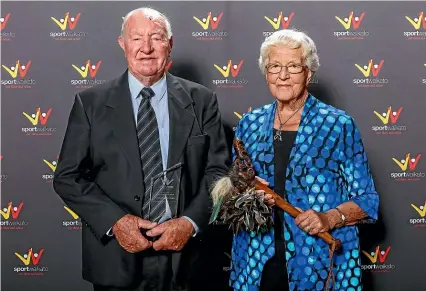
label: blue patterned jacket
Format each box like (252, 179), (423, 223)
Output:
(229, 94), (379, 291)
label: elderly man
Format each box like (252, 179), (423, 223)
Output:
(53, 7), (230, 291)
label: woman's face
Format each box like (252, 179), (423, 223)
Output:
(265, 45), (311, 103)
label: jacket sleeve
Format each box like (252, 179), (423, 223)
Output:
(182, 92), (231, 232)
(339, 116), (379, 220)
(53, 94), (127, 242)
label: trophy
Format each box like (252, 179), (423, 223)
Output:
(145, 163), (183, 224)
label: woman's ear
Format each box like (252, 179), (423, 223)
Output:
(306, 70), (313, 85)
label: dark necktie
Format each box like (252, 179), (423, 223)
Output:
(137, 87), (164, 222)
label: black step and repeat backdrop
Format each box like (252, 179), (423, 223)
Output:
(1, 1), (425, 291)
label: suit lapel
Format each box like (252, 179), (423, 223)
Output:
(166, 73), (195, 169)
(105, 71), (144, 194)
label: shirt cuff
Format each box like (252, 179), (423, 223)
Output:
(182, 216), (199, 237)
(106, 227), (114, 237)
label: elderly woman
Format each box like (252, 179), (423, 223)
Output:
(229, 29), (379, 291)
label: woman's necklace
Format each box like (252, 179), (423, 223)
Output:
(274, 98), (306, 141)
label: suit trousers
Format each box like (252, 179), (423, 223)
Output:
(93, 252), (175, 291)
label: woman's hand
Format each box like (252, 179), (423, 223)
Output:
(295, 209), (337, 235)
(255, 176), (275, 208)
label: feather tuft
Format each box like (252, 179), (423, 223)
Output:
(210, 176), (234, 206)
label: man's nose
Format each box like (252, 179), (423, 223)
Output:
(139, 39), (153, 53)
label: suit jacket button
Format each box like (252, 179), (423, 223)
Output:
(134, 195), (141, 201)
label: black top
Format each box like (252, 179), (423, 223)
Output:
(259, 129), (297, 291)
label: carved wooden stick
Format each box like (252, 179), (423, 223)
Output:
(255, 181), (342, 250)
(233, 137), (341, 250)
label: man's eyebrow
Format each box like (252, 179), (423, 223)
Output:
(150, 30), (165, 35)
(127, 30), (142, 36)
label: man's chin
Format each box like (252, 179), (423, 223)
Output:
(134, 68), (163, 77)
(129, 68), (166, 83)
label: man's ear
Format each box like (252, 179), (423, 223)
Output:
(118, 35), (125, 51)
(169, 36), (174, 54)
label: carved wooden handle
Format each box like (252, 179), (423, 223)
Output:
(255, 181), (342, 250)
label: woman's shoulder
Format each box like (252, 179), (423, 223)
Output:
(313, 98), (356, 127)
(239, 103), (273, 123)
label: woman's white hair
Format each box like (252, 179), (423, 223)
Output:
(258, 29), (320, 75)
(121, 7), (173, 39)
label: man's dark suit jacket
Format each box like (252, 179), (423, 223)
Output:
(52, 71), (230, 288)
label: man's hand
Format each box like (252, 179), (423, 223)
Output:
(146, 217), (193, 251)
(255, 176), (275, 208)
(112, 214), (157, 253)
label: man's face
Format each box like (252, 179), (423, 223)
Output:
(118, 12), (172, 80)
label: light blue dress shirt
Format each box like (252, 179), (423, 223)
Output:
(127, 71), (199, 235)
(128, 71), (169, 171)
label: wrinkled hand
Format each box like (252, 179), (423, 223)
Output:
(146, 217), (193, 251)
(255, 176), (275, 208)
(112, 214), (157, 253)
(295, 209), (336, 235)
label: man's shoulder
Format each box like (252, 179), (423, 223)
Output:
(77, 76), (119, 99)
(72, 73), (127, 110)
(169, 74), (214, 99)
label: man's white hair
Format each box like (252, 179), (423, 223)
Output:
(258, 29), (320, 75)
(121, 7), (173, 39)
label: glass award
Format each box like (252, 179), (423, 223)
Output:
(145, 162), (182, 224)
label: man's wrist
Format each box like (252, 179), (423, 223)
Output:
(181, 216), (198, 237)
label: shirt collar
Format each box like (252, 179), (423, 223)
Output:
(128, 71), (167, 103)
